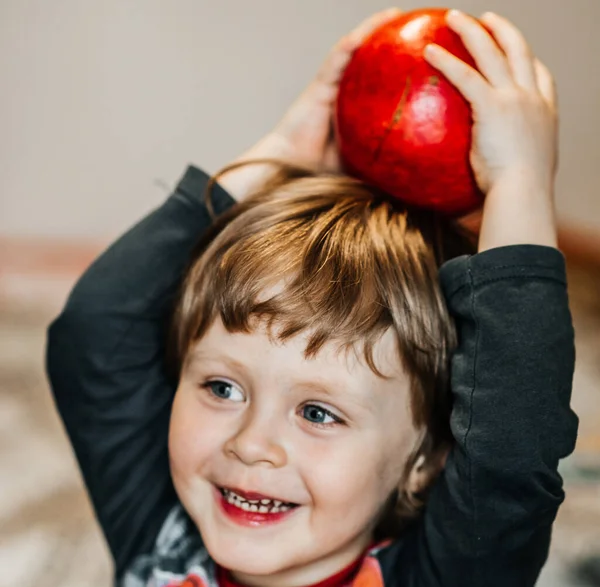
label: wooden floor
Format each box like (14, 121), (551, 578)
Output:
(0, 241), (599, 587)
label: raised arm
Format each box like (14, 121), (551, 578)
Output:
(45, 11), (404, 577)
(46, 166), (235, 578)
(374, 11), (580, 586)
(398, 243), (578, 586)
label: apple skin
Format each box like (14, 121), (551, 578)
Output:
(335, 8), (485, 215)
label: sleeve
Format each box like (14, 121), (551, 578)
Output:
(45, 166), (236, 579)
(391, 245), (579, 587)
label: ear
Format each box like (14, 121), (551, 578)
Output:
(405, 447), (449, 496)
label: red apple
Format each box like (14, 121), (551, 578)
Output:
(335, 8), (484, 215)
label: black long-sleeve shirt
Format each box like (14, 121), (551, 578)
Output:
(46, 165), (579, 587)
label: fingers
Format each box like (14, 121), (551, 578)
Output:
(534, 59), (558, 109)
(445, 10), (513, 88)
(346, 7), (403, 47)
(479, 12), (538, 91)
(316, 7), (402, 87)
(315, 46), (354, 87)
(427, 9), (551, 105)
(424, 43), (488, 104)
(322, 139), (342, 172)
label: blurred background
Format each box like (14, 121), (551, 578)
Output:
(0, 1), (598, 586)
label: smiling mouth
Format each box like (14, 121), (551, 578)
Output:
(218, 487), (299, 514)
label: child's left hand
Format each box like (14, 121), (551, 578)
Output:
(424, 11), (559, 251)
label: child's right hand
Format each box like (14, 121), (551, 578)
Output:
(270, 7), (402, 172)
(218, 8), (401, 201)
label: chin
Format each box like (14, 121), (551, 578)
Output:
(207, 534), (296, 576)
(184, 482), (310, 577)
(186, 507), (297, 578)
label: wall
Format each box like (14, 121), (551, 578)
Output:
(1, 0), (599, 239)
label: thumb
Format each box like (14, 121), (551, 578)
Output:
(322, 138), (342, 172)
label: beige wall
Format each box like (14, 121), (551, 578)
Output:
(1, 0), (598, 239)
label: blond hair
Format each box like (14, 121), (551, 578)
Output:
(171, 161), (475, 533)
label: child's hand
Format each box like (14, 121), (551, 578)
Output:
(219, 8), (402, 201)
(271, 7), (403, 171)
(424, 11), (559, 251)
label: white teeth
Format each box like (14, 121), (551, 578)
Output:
(221, 488), (295, 513)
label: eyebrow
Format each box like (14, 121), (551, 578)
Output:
(295, 378), (378, 420)
(183, 348), (249, 375)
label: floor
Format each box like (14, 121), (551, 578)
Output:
(0, 251), (598, 587)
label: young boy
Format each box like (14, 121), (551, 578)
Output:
(46, 8), (578, 587)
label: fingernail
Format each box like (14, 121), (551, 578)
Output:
(424, 44), (439, 58)
(447, 9), (463, 20)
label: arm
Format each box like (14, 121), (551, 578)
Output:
(46, 166), (235, 578)
(45, 9), (400, 577)
(407, 243), (578, 586)
(385, 10), (577, 586)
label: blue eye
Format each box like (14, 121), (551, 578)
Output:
(204, 380), (245, 403)
(301, 404), (340, 426)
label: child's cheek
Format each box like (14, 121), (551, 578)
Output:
(168, 386), (217, 483)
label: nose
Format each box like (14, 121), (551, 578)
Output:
(224, 409), (287, 468)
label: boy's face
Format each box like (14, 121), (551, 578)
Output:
(169, 317), (420, 587)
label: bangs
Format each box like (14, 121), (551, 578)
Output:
(173, 174), (457, 379)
